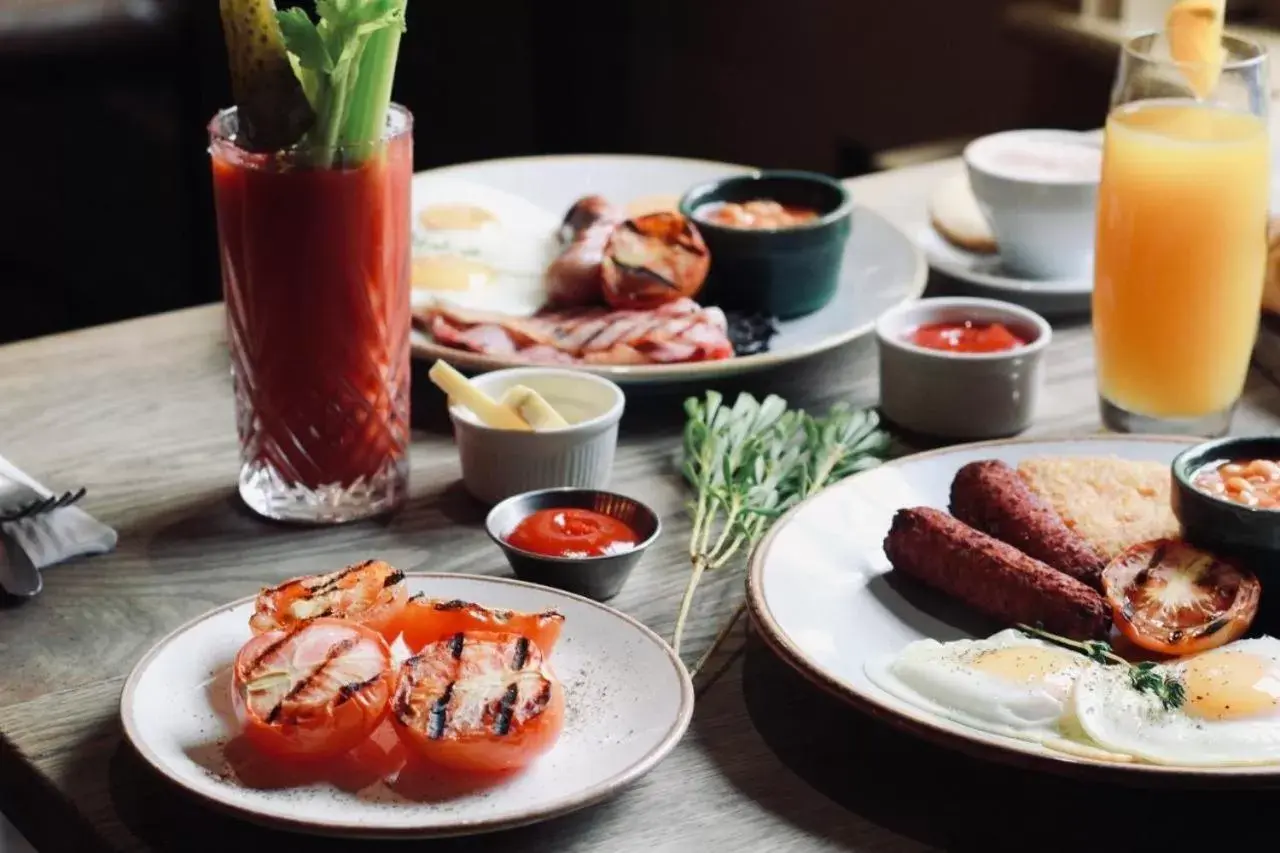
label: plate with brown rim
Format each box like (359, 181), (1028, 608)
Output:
(119, 572), (694, 837)
(747, 435), (1280, 786)
(409, 154), (927, 385)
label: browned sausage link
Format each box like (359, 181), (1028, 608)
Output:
(544, 196), (626, 308)
(560, 195), (621, 240)
(883, 507), (1111, 640)
(600, 212), (711, 310)
(949, 460), (1106, 589)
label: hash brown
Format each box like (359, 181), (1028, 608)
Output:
(1016, 457), (1178, 560)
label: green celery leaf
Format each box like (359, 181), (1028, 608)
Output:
(277, 8), (333, 72)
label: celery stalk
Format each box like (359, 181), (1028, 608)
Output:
(276, 0), (408, 168)
(339, 21), (405, 155)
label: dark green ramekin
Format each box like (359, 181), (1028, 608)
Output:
(1171, 436), (1280, 561)
(678, 170), (854, 320)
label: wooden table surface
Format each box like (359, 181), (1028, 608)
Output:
(6, 161), (1280, 853)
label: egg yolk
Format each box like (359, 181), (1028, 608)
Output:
(1182, 651), (1280, 721)
(967, 647), (1081, 685)
(418, 204), (498, 231)
(411, 256), (495, 292)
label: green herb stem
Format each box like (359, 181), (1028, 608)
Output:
(341, 23), (404, 152)
(673, 392), (891, 669)
(1015, 623), (1187, 710)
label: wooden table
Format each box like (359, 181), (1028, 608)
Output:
(6, 162), (1280, 853)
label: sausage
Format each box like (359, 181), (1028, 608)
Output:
(601, 212), (710, 310)
(883, 507), (1110, 640)
(950, 460), (1106, 588)
(543, 195), (624, 307)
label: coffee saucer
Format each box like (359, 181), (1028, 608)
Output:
(915, 223), (1092, 318)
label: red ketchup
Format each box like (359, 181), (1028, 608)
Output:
(906, 321), (1029, 354)
(506, 509), (640, 559)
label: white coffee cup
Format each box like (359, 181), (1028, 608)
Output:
(963, 129), (1102, 280)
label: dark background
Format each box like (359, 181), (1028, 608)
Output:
(0, 0), (1119, 345)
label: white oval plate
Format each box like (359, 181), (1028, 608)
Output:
(120, 573), (694, 838)
(409, 154), (926, 385)
(748, 436), (1280, 785)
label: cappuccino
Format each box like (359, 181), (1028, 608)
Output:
(969, 136), (1102, 184)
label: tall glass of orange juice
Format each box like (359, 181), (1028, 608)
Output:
(1093, 32), (1270, 436)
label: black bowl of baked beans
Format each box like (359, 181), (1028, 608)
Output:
(1173, 436), (1280, 561)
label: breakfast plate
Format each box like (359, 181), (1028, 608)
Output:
(747, 435), (1280, 785)
(408, 154), (926, 385)
(120, 572), (694, 837)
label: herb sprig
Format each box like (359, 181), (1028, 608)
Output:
(1016, 624), (1186, 710)
(674, 391), (891, 669)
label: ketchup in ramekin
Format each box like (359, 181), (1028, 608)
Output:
(505, 508), (640, 559)
(906, 321), (1029, 354)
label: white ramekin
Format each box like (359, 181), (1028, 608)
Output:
(876, 297), (1052, 440)
(448, 367), (626, 505)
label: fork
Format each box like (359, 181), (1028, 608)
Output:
(0, 487), (87, 524)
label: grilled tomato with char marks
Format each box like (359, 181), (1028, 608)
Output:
(392, 631), (565, 773)
(232, 618), (395, 760)
(398, 595), (565, 656)
(249, 559), (408, 642)
(1101, 538), (1260, 656)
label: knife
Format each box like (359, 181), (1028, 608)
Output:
(0, 476), (44, 597)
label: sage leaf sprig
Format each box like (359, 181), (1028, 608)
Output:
(673, 391), (891, 668)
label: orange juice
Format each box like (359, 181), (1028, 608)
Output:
(1093, 99), (1269, 419)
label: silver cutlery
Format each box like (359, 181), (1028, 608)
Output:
(0, 487), (86, 524)
(0, 478), (85, 598)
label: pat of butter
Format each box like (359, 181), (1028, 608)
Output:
(1166, 0), (1227, 99)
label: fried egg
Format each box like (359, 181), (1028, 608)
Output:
(865, 629), (1098, 746)
(1075, 636), (1280, 766)
(410, 177), (561, 316)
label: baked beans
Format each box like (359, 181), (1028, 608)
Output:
(1193, 459), (1280, 508)
(695, 199), (820, 230)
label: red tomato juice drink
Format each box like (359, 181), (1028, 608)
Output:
(209, 105), (412, 523)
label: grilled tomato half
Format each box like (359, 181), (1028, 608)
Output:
(249, 559), (408, 642)
(392, 631), (565, 773)
(232, 618), (395, 760)
(398, 596), (565, 656)
(1101, 538), (1260, 656)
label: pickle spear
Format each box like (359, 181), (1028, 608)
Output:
(218, 0), (314, 152)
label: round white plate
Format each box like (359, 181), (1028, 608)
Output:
(120, 573), (694, 838)
(915, 223), (1092, 318)
(748, 436), (1280, 785)
(409, 154), (926, 385)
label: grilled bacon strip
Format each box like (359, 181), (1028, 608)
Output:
(415, 297), (734, 366)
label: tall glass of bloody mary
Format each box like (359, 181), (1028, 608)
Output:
(209, 105), (412, 523)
